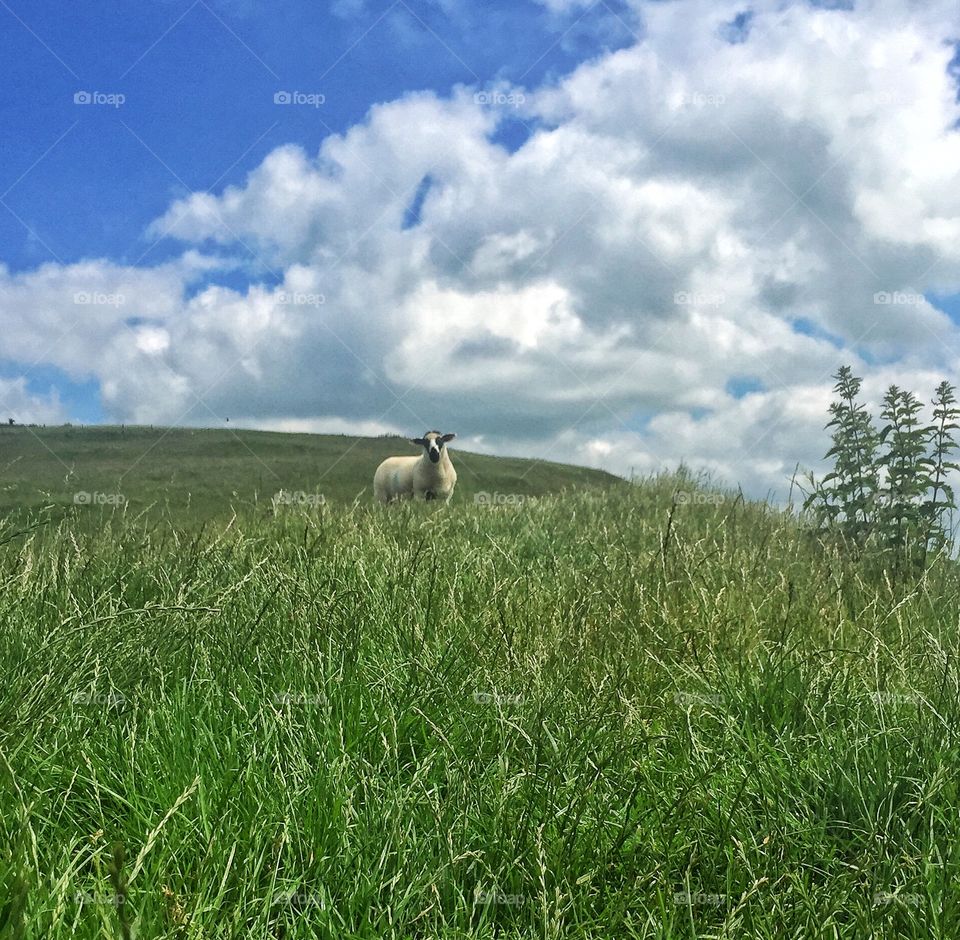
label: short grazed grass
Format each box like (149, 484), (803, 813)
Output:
(0, 426), (619, 521)
(1, 476), (959, 938)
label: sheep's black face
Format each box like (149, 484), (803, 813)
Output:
(411, 430), (456, 464)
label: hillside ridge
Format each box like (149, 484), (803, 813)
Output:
(0, 424), (624, 520)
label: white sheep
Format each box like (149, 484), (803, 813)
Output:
(374, 431), (458, 503)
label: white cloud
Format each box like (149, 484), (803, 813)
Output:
(239, 415), (402, 436)
(5, 0), (960, 495)
(0, 377), (67, 425)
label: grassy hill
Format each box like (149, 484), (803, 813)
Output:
(2, 478), (958, 937)
(2, 431), (959, 937)
(0, 425), (622, 522)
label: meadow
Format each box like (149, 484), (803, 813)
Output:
(0, 426), (617, 521)
(1, 430), (959, 937)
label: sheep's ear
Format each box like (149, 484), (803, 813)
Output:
(410, 437), (426, 447)
(440, 433), (456, 443)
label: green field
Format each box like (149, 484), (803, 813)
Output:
(1, 431), (959, 938)
(0, 425), (620, 523)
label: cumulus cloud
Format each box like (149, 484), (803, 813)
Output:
(0, 377), (66, 426)
(5, 0), (960, 495)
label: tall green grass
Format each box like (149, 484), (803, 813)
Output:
(1, 476), (959, 938)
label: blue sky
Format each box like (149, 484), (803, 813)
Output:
(0, 0), (634, 270)
(0, 0), (635, 423)
(3, 0), (960, 495)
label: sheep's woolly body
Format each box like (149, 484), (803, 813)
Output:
(374, 433), (457, 503)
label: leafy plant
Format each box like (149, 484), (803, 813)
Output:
(876, 386), (930, 570)
(805, 367), (959, 573)
(804, 367), (880, 549)
(922, 381), (960, 559)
